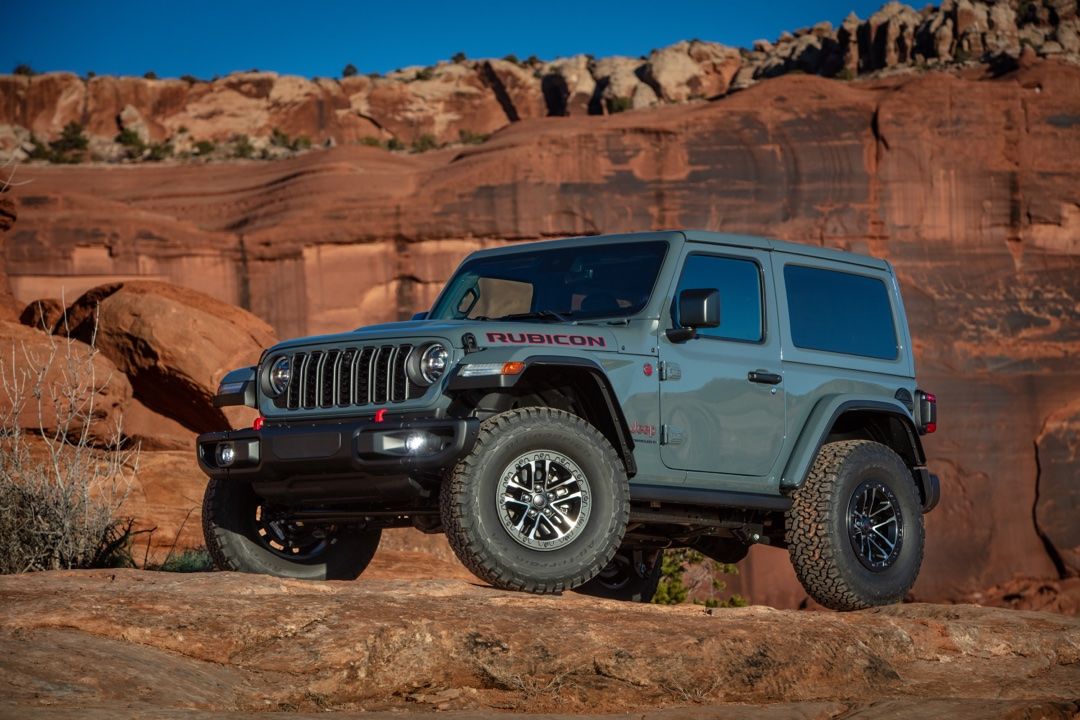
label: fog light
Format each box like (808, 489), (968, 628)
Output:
(405, 432), (429, 454)
(216, 442), (236, 467)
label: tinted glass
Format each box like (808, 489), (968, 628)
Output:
(430, 241), (668, 321)
(784, 265), (898, 360)
(675, 254), (763, 342)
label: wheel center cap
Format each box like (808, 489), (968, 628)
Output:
(531, 493), (547, 508)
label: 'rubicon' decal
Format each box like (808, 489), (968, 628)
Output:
(486, 332), (606, 347)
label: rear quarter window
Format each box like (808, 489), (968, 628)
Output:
(783, 265), (898, 360)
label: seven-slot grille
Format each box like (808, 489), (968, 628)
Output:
(274, 345), (422, 410)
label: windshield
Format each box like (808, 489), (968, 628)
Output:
(429, 241), (669, 322)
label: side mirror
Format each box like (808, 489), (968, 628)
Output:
(411, 311), (429, 321)
(666, 288), (720, 342)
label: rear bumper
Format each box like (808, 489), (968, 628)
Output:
(196, 416), (479, 502)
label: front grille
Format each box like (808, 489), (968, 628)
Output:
(276, 344), (420, 410)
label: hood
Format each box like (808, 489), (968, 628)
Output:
(266, 319), (621, 354)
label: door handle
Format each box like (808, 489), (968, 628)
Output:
(748, 370), (782, 385)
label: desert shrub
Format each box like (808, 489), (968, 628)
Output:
(605, 96), (633, 114)
(342, 63), (358, 78)
(458, 129), (489, 145)
(194, 140), (215, 156)
(85, 71), (96, 80)
(115, 128), (146, 160)
(143, 71), (157, 80)
(359, 136), (382, 147)
(13, 64), (36, 76)
(414, 67), (434, 81)
(31, 122), (90, 164)
(180, 74), (199, 84)
(653, 548), (746, 608)
(232, 134), (254, 159)
(146, 142), (173, 162)
(386, 137), (405, 151)
(0, 317), (139, 573)
(410, 134), (439, 153)
(503, 53), (521, 65)
(152, 547), (212, 573)
(451, 51), (467, 64)
(270, 127), (291, 148)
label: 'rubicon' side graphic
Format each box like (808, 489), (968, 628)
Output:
(486, 332), (606, 347)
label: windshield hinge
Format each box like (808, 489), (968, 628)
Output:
(659, 361), (681, 382)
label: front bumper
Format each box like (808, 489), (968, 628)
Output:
(197, 416), (479, 503)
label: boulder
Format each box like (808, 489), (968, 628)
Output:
(480, 59), (546, 122)
(19, 298), (64, 331)
(1036, 401), (1080, 577)
(539, 55), (597, 115)
(591, 56), (654, 112)
(644, 41), (742, 102)
(60, 281), (277, 434)
(0, 320), (132, 445)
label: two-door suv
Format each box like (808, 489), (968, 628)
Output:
(198, 230), (939, 610)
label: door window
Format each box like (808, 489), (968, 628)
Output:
(674, 254), (763, 342)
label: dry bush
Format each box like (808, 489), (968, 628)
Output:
(0, 315), (139, 573)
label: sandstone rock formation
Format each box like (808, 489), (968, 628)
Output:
(4, 56), (1078, 606)
(18, 297), (62, 330)
(60, 281), (276, 433)
(2, 1), (1077, 157)
(1, 570), (1077, 717)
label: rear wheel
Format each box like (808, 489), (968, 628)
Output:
(440, 407), (630, 594)
(575, 547), (663, 602)
(785, 440), (924, 611)
(202, 477), (381, 580)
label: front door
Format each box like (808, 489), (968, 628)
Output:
(658, 248), (786, 477)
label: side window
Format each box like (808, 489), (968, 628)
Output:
(675, 254), (763, 342)
(783, 265), (898, 360)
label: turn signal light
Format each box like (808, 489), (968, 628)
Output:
(501, 361), (526, 375)
(253, 416), (265, 431)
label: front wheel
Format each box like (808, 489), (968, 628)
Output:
(202, 477), (381, 580)
(785, 440), (924, 611)
(440, 407), (630, 594)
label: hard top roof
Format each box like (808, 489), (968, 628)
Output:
(464, 230), (890, 272)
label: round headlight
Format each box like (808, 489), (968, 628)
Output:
(267, 355), (291, 396)
(418, 343), (449, 384)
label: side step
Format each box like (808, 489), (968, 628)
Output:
(629, 484), (792, 512)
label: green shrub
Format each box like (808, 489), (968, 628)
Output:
(146, 142), (173, 162)
(386, 137), (405, 151)
(458, 129), (489, 145)
(152, 548), (212, 572)
(143, 70), (157, 80)
(503, 53), (521, 65)
(526, 55), (540, 66)
(451, 51), (467, 64)
(85, 71), (96, 80)
(342, 63), (358, 77)
(270, 127), (291, 148)
(605, 96), (633, 114)
(836, 67), (856, 81)
(414, 67), (434, 81)
(232, 134), (254, 159)
(181, 74), (199, 84)
(652, 548), (746, 608)
(410, 133), (439, 152)
(359, 136), (383, 147)
(13, 64), (36, 76)
(45, 122), (89, 163)
(194, 140), (215, 156)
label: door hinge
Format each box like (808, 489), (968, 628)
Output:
(659, 361), (682, 381)
(660, 424), (685, 445)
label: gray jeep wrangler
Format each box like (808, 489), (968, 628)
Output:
(198, 231), (939, 610)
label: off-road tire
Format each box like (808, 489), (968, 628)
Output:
(440, 407), (630, 594)
(202, 477), (381, 581)
(786, 440), (924, 611)
(574, 547), (663, 602)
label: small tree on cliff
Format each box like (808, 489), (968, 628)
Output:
(342, 63), (358, 78)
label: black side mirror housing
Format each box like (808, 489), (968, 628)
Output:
(666, 288), (720, 342)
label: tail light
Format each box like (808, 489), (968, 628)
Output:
(915, 390), (937, 434)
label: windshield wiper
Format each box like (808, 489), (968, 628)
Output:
(496, 310), (572, 323)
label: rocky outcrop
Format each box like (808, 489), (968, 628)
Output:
(1, 570), (1078, 717)
(60, 281), (276, 433)
(1036, 400), (1080, 577)
(18, 297), (62, 330)
(2, 2), (1077, 158)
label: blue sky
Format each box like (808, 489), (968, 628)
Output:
(5, 1), (888, 79)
